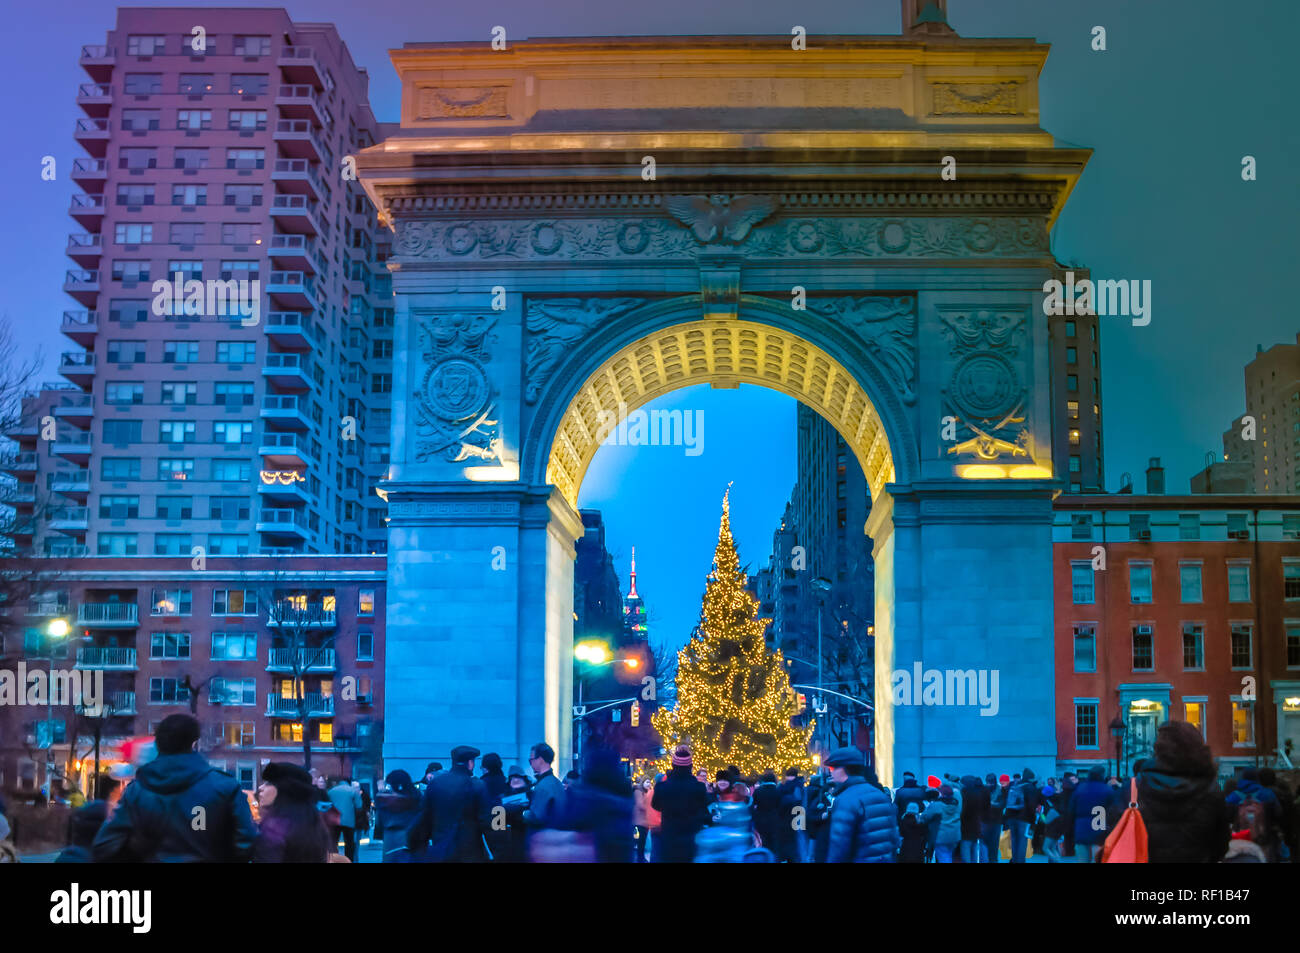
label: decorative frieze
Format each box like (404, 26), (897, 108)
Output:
(931, 82), (1021, 116)
(413, 313), (502, 463)
(938, 310), (1031, 460)
(415, 85), (510, 119)
(523, 298), (651, 404)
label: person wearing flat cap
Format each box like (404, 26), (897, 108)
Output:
(823, 746), (900, 863)
(406, 744), (493, 862)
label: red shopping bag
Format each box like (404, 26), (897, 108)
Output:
(1100, 778), (1148, 863)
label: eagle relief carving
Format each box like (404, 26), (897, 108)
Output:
(664, 194), (778, 244)
(414, 313), (502, 463)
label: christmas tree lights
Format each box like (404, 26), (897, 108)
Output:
(652, 487), (816, 777)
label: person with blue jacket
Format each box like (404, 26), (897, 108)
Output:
(824, 747), (899, 863)
(1068, 765), (1114, 862)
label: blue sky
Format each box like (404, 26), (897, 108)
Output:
(4, 0), (1295, 651)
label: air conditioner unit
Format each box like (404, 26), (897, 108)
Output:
(1228, 530), (1250, 540)
(1135, 625), (1154, 635)
(1135, 530), (1152, 541)
(356, 692), (372, 706)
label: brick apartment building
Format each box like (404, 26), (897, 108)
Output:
(0, 555), (384, 796)
(4, 7), (396, 562)
(1054, 465), (1300, 780)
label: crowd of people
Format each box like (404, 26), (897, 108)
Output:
(1, 715), (1293, 863)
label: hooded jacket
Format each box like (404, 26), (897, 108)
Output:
(826, 774), (900, 863)
(92, 752), (257, 863)
(958, 776), (989, 840)
(922, 786), (963, 846)
(1138, 762), (1230, 864)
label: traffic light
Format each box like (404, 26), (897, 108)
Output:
(797, 693), (807, 714)
(630, 701), (640, 727)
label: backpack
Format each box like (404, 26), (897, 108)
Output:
(1100, 779), (1148, 863)
(1233, 796), (1271, 846)
(1005, 783), (1025, 814)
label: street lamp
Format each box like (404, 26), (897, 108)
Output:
(573, 641), (640, 763)
(43, 618), (71, 799)
(811, 578), (832, 750)
(1109, 715), (1127, 779)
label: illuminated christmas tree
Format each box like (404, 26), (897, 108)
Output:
(652, 487), (816, 777)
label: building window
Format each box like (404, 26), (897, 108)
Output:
(225, 148), (265, 171)
(1070, 514), (1093, 540)
(121, 109), (160, 131)
(98, 495), (140, 520)
(163, 341), (199, 363)
(209, 497), (251, 521)
(177, 109), (212, 130)
(215, 382), (255, 406)
(1230, 624), (1253, 669)
(1073, 625), (1095, 673)
(1285, 563), (1300, 600)
(171, 184), (207, 207)
(230, 74), (269, 95)
(154, 533), (191, 556)
(1184, 699), (1206, 739)
(358, 630), (374, 661)
(161, 382), (198, 406)
(1182, 623), (1204, 670)
(214, 421), (253, 445)
(169, 222), (205, 245)
(149, 677), (190, 705)
(1231, 699), (1254, 746)
(1178, 514), (1200, 540)
(123, 72), (162, 94)
(1227, 513), (1250, 539)
(212, 460), (252, 482)
(178, 73), (214, 95)
(114, 222), (153, 243)
(210, 677), (256, 706)
(158, 458), (194, 481)
(1071, 562), (1095, 604)
(101, 457), (141, 480)
(213, 589), (258, 616)
(160, 420), (196, 444)
(173, 148), (209, 170)
(1075, 702), (1098, 749)
(1131, 625), (1154, 671)
(1227, 564), (1251, 602)
(105, 382), (144, 405)
(156, 496), (193, 521)
(228, 109), (267, 130)
(168, 260), (202, 282)
(208, 535), (250, 556)
(1067, 399), (1079, 420)
(1066, 346), (1077, 364)
(1064, 320), (1076, 337)
(211, 632), (256, 661)
(1179, 564), (1203, 603)
(1129, 564), (1153, 604)
(1067, 374), (1078, 392)
(96, 533), (137, 556)
(1287, 623), (1300, 669)
(115, 185), (155, 207)
(150, 632), (191, 660)
(218, 722), (255, 747)
(359, 590), (375, 616)
(151, 588), (192, 617)
(1129, 513), (1151, 541)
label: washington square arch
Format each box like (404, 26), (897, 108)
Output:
(357, 17), (1091, 786)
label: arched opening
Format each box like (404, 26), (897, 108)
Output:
(535, 310), (907, 779)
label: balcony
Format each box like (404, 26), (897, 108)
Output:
(48, 506), (89, 534)
(60, 311), (99, 346)
(271, 158), (322, 201)
(77, 603), (139, 628)
(2, 452), (38, 479)
(69, 193), (106, 229)
(63, 270), (100, 306)
(262, 352), (311, 391)
(73, 117), (110, 157)
(264, 311), (314, 350)
(107, 691), (137, 715)
(277, 45), (323, 86)
(269, 194), (320, 236)
(266, 270), (316, 310)
(261, 394), (310, 430)
(79, 45), (115, 81)
(275, 84), (326, 125)
(266, 647), (337, 671)
(8, 485), (36, 510)
(52, 430), (92, 464)
(51, 469), (91, 500)
(3, 417), (38, 444)
(45, 543), (91, 558)
(76, 82), (113, 115)
(71, 158), (107, 191)
(59, 352), (96, 387)
(66, 233), (103, 267)
(52, 390), (95, 424)
(75, 647), (138, 670)
(266, 692), (334, 717)
(273, 119), (323, 162)
(259, 431), (314, 468)
(268, 233), (316, 273)
(258, 474), (311, 505)
(257, 506), (311, 540)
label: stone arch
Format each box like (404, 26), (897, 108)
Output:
(523, 295), (920, 509)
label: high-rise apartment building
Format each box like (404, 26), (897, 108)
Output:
(5, 8), (395, 559)
(1245, 334), (1300, 494)
(1046, 267), (1105, 492)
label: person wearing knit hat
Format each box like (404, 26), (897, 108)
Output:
(651, 743), (711, 862)
(373, 769), (422, 863)
(254, 763), (333, 863)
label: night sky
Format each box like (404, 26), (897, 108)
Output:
(5, 0), (1295, 652)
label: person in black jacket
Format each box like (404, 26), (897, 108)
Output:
(555, 745), (635, 863)
(774, 768), (805, 863)
(824, 747), (899, 863)
(980, 773), (1006, 863)
(253, 762), (332, 863)
(407, 745), (493, 862)
(751, 771), (782, 853)
(898, 802), (927, 863)
(1003, 767), (1040, 863)
(56, 801), (109, 863)
(650, 745), (712, 863)
(893, 771), (926, 820)
(479, 752), (509, 804)
(958, 775), (990, 862)
(92, 714), (257, 863)
(1137, 721), (1231, 864)
(373, 769), (423, 863)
